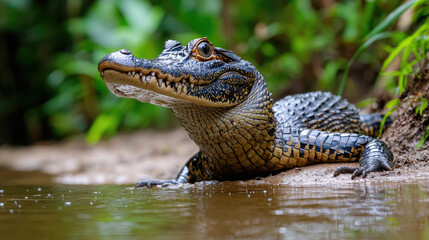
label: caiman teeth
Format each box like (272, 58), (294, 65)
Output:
(115, 70), (195, 91)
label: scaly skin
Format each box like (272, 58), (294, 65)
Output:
(98, 38), (395, 188)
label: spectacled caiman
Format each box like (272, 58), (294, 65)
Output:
(98, 37), (394, 188)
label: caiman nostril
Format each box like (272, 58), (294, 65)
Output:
(120, 49), (131, 55)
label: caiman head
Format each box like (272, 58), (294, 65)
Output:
(98, 37), (259, 108)
(98, 38), (275, 173)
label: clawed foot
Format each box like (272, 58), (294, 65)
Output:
(333, 140), (394, 179)
(135, 179), (179, 189)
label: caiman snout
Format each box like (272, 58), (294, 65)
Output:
(98, 49), (139, 73)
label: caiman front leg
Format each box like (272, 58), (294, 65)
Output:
(135, 151), (211, 188)
(283, 129), (395, 179)
(333, 140), (394, 179)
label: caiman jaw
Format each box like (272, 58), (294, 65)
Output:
(99, 64), (221, 108)
(99, 65), (197, 107)
(102, 69), (195, 90)
(98, 38), (257, 108)
(99, 64), (196, 92)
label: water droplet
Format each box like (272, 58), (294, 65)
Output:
(273, 209), (284, 215)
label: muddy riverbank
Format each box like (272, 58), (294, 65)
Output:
(1, 129), (428, 186)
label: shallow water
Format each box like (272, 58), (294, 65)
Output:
(1, 178), (429, 240)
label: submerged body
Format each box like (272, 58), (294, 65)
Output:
(98, 38), (394, 187)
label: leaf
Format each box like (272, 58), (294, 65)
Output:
(365, 0), (419, 40)
(319, 61), (340, 89)
(378, 107), (397, 138)
(86, 112), (122, 144)
(386, 98), (400, 109)
(378, 98), (400, 137)
(412, 40), (424, 60)
(398, 73), (405, 94)
(381, 23), (429, 72)
(401, 39), (414, 68)
(381, 71), (402, 77)
(419, 98), (428, 115)
(361, 0), (376, 37)
(337, 32), (393, 95)
(63, 60), (98, 77)
(416, 125), (429, 148)
(355, 97), (374, 108)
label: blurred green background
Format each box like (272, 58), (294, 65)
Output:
(0, 0), (421, 145)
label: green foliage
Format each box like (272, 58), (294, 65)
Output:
(337, 31), (394, 96)
(337, 0), (419, 96)
(417, 125), (429, 148)
(378, 99), (400, 138)
(365, 0), (419, 40)
(415, 98), (428, 116)
(0, 0), (414, 144)
(375, 0), (429, 145)
(381, 23), (429, 94)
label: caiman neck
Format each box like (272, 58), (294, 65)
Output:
(171, 74), (276, 178)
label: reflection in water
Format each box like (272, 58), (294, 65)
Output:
(0, 181), (429, 239)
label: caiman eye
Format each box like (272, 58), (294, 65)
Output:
(197, 42), (213, 58)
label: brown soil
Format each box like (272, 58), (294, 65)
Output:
(380, 74), (429, 174)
